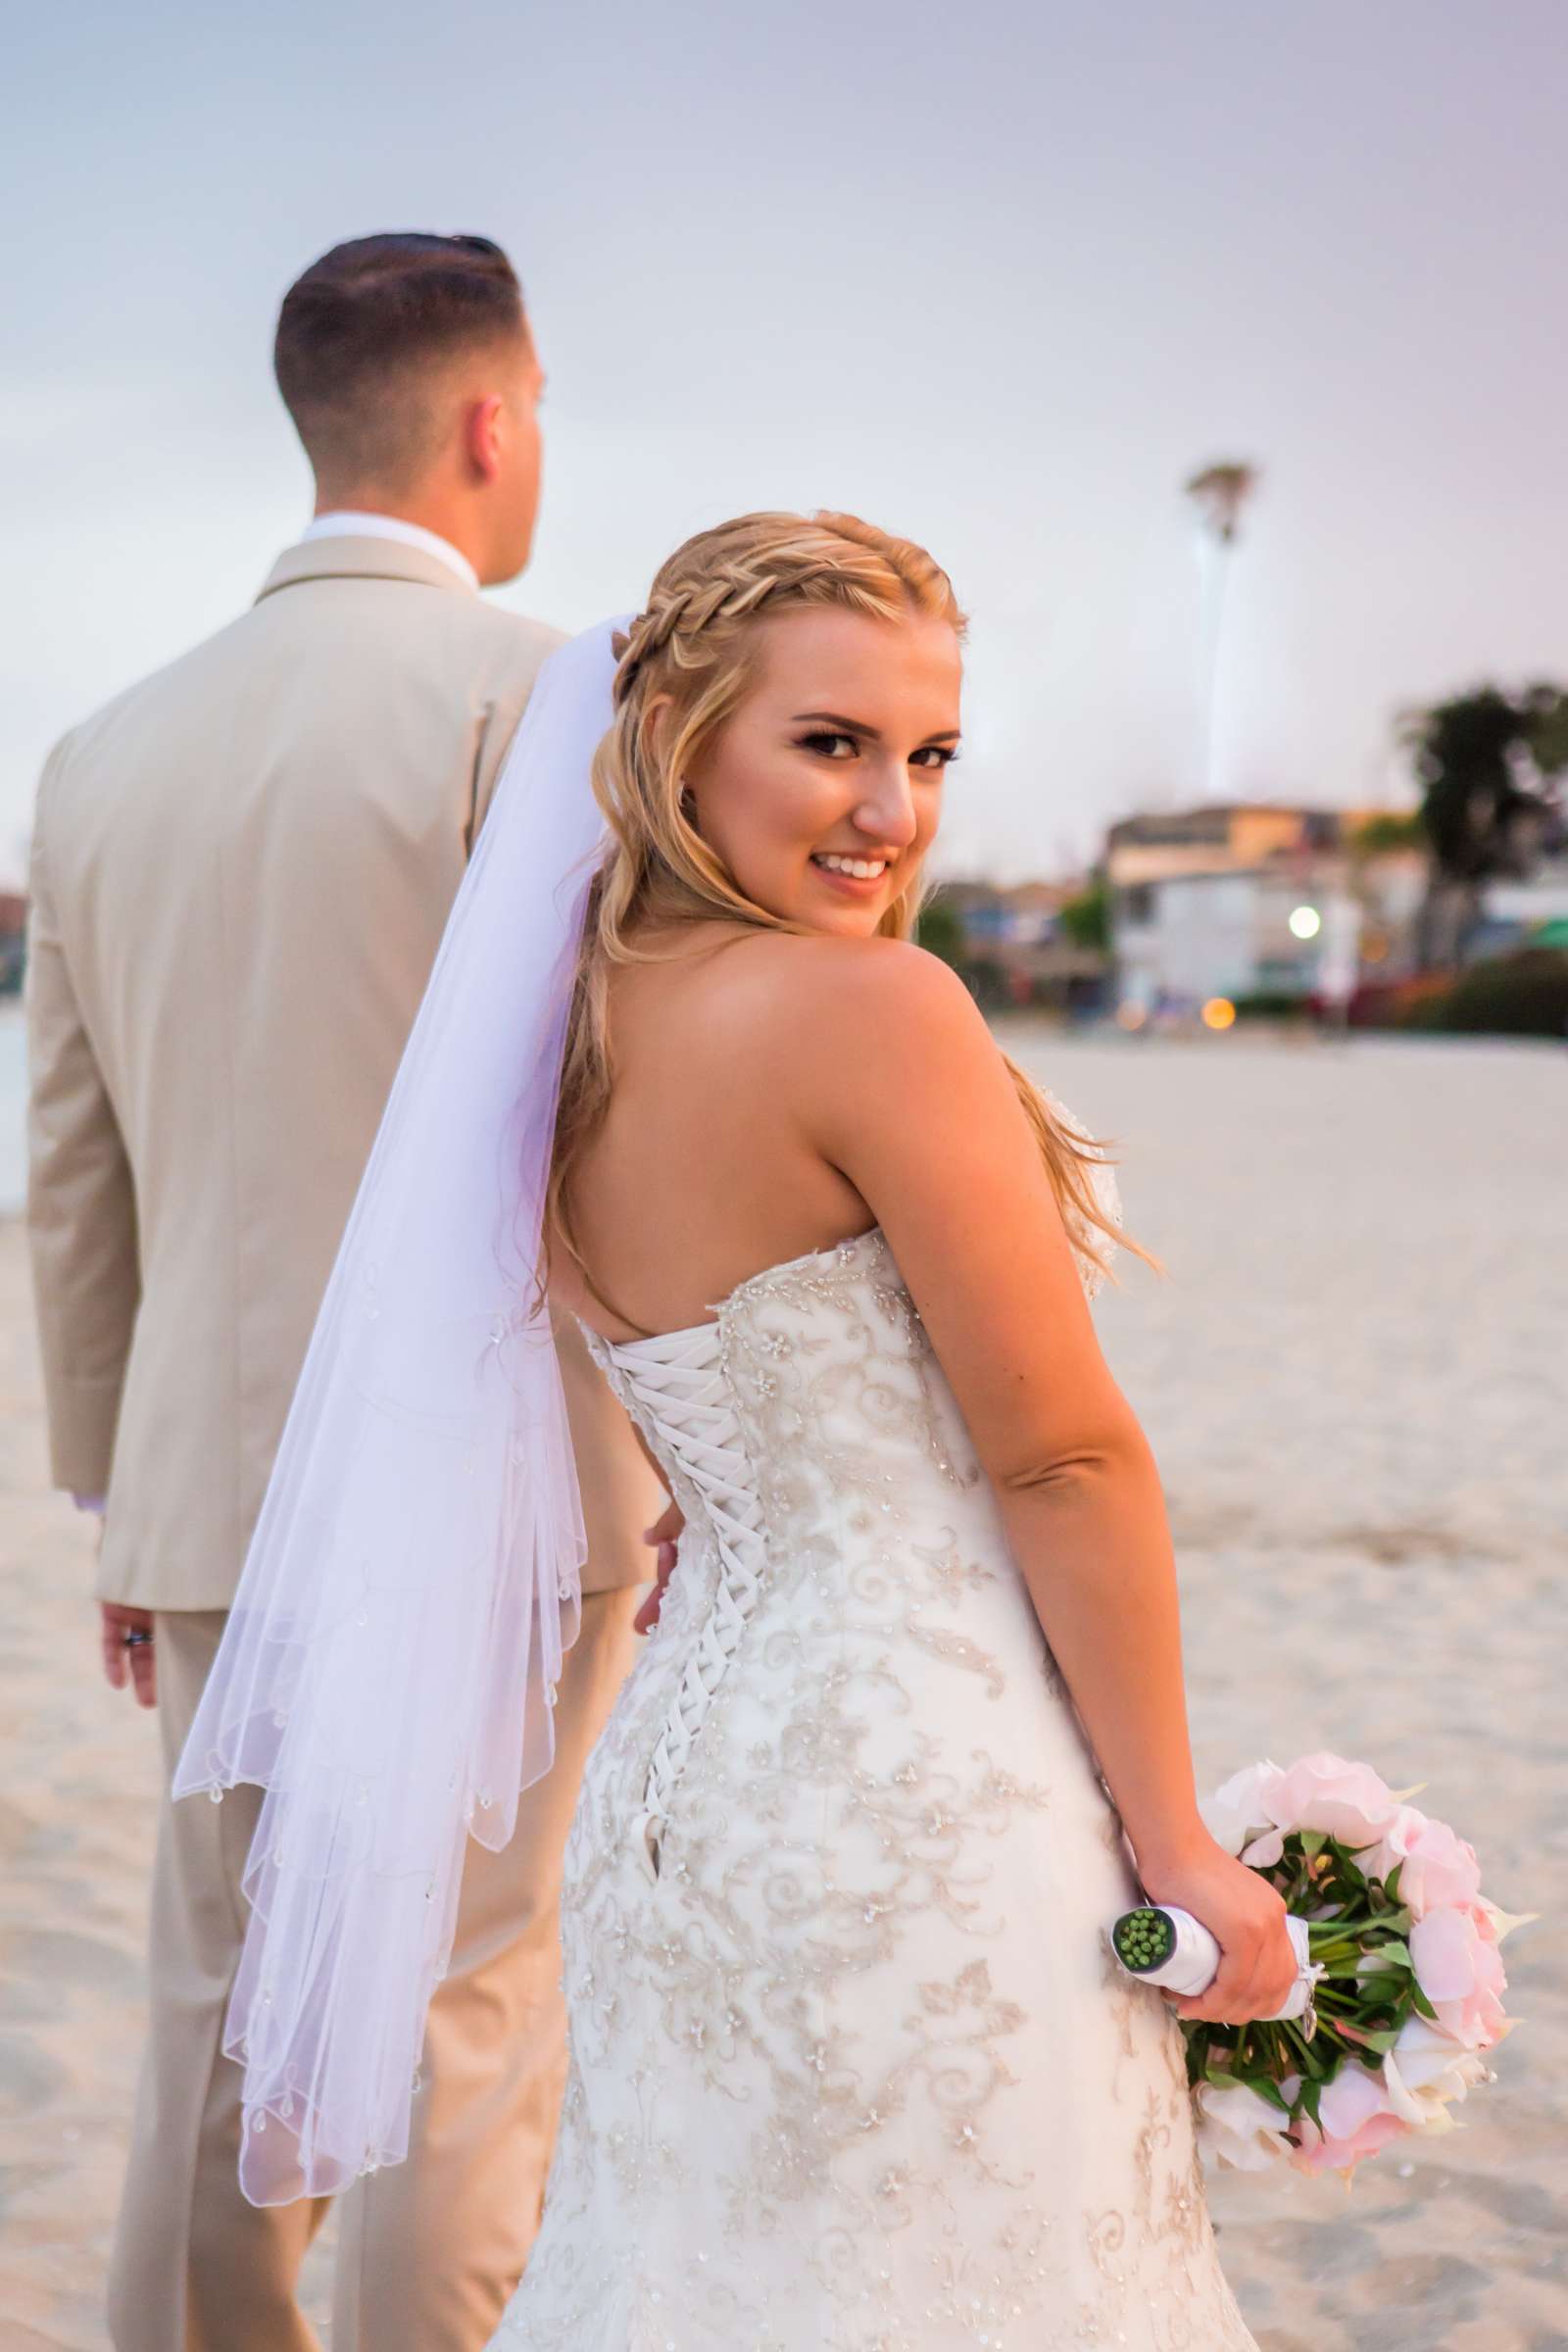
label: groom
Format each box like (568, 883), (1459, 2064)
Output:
(25, 233), (663, 2352)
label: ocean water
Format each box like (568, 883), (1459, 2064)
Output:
(0, 1011), (23, 1217)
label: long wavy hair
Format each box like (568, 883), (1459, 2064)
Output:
(547, 510), (1135, 1324)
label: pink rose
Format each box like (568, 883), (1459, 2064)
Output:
(1267, 1753), (1400, 1849)
(1194, 2080), (1296, 2172)
(1289, 2064), (1407, 2177)
(1200, 1761), (1288, 1860)
(1365, 1806), (1481, 1918)
(1409, 1907), (1510, 2049)
(1381, 2018), (1491, 2131)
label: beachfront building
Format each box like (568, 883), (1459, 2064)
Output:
(1105, 804), (1424, 1012)
(932, 878), (1109, 1010)
(1465, 856), (1568, 960)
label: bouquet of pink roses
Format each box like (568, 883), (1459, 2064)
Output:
(1112, 1752), (1529, 2178)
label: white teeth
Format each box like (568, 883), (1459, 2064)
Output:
(815, 854), (888, 879)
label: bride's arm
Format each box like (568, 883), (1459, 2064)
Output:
(791, 939), (1296, 2024)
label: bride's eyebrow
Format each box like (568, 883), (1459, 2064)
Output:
(790, 711), (962, 745)
(791, 710), (880, 736)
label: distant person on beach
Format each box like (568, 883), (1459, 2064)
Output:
(24, 232), (662, 2352)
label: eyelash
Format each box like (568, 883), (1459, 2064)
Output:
(797, 731), (959, 771)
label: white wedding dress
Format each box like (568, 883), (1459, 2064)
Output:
(492, 1206), (1257, 2350)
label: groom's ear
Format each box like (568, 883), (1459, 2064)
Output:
(465, 391), (508, 482)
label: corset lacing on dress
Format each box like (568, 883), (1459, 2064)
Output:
(598, 1321), (766, 1881)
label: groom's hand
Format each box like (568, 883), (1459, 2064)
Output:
(634, 1500), (684, 1634)
(100, 1602), (158, 1709)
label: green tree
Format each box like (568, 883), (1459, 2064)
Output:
(914, 893), (965, 970)
(1056, 877), (1110, 954)
(1184, 462), (1259, 544)
(1351, 810), (1425, 858)
(1400, 684), (1568, 965)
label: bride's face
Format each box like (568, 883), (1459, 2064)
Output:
(682, 606), (962, 937)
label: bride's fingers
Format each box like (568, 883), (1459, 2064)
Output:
(1174, 1933), (1266, 2023)
(1213, 1921), (1298, 2021)
(1185, 1947), (1294, 2024)
(1258, 1930), (1302, 2019)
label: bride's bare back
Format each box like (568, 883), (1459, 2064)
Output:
(555, 925), (876, 1342)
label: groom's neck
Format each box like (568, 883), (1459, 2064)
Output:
(311, 483), (489, 577)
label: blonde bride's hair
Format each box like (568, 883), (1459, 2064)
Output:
(548, 510), (1134, 1319)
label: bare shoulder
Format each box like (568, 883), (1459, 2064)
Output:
(772, 936), (1006, 1129)
(723, 930), (991, 1065)
(662, 932), (1011, 1184)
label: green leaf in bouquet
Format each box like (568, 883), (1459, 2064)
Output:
(1297, 2076), (1325, 2131)
(1297, 1832), (1328, 1858)
(1356, 2028), (1402, 2053)
(1382, 1860), (1404, 1905)
(1363, 1936), (1412, 1965)
(1247, 2072), (1293, 2113)
(1356, 1958), (1411, 1984)
(1411, 1982), (1439, 2022)
(1308, 1933), (1365, 1964)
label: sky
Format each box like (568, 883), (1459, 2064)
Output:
(5, 0), (1566, 884)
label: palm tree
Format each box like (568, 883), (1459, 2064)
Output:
(1185, 462), (1259, 803)
(1185, 463), (1258, 543)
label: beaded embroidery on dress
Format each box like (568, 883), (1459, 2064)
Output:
(491, 1133), (1256, 2351)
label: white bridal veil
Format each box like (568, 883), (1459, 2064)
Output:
(173, 620), (624, 2204)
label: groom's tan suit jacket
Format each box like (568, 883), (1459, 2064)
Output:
(25, 532), (661, 2352)
(27, 531), (657, 1611)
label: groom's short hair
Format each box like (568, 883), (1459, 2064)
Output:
(274, 232), (528, 489)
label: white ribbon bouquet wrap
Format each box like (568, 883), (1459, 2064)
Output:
(174, 621), (625, 2204)
(1112, 1904), (1319, 2022)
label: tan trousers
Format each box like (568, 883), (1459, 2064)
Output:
(107, 1590), (642, 2352)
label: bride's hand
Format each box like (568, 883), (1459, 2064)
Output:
(633, 1499), (685, 1635)
(1138, 1834), (1298, 2024)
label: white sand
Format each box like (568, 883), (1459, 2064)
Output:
(2, 1028), (1562, 2349)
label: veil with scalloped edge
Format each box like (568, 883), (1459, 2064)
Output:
(172, 619), (625, 2204)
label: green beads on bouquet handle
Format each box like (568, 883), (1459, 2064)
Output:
(1111, 1905), (1317, 2021)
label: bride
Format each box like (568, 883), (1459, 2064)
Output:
(182, 511), (1296, 2348)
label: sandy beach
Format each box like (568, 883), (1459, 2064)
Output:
(1, 1028), (1563, 2350)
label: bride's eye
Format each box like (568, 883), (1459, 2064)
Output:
(798, 731), (858, 760)
(910, 745), (959, 771)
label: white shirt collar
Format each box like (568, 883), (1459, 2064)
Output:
(302, 510), (480, 593)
